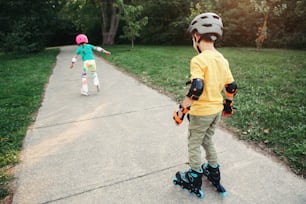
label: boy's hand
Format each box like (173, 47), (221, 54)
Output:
(173, 104), (190, 125)
(173, 110), (185, 125)
(222, 99), (234, 117)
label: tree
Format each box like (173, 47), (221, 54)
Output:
(100, 0), (122, 45)
(250, 0), (287, 16)
(139, 0), (191, 44)
(217, 0), (260, 47)
(2, 0), (303, 48)
(60, 0), (101, 44)
(120, 4), (148, 48)
(274, 0), (306, 48)
(250, 0), (287, 49)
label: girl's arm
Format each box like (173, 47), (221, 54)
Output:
(70, 55), (78, 68)
(94, 46), (111, 55)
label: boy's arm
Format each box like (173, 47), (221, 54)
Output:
(173, 78), (204, 125)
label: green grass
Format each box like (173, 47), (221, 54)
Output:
(0, 49), (59, 200)
(102, 45), (306, 177)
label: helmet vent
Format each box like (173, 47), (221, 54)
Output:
(213, 15), (220, 20)
(203, 24), (212, 27)
(191, 21), (197, 26)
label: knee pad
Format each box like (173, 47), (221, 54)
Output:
(81, 71), (87, 78)
(225, 81), (237, 97)
(186, 78), (204, 100)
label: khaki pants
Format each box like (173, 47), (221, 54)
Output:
(188, 112), (221, 171)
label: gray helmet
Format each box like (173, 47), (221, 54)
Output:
(187, 12), (223, 39)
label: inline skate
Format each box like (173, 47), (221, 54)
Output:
(173, 169), (204, 198)
(201, 163), (228, 197)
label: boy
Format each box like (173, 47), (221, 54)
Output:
(173, 13), (237, 198)
(70, 34), (111, 96)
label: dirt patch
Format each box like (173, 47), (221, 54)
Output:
(0, 195), (13, 204)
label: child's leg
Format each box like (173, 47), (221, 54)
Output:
(81, 65), (89, 95)
(201, 113), (221, 167)
(188, 115), (216, 171)
(87, 60), (100, 90)
(80, 61), (93, 95)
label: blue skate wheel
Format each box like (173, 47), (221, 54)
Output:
(173, 178), (178, 185)
(219, 191), (228, 197)
(197, 190), (204, 199)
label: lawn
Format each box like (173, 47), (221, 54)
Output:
(102, 45), (306, 177)
(0, 49), (59, 200)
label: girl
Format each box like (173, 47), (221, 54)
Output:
(70, 34), (111, 96)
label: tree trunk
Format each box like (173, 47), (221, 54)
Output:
(100, 0), (121, 45)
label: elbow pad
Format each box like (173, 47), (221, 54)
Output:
(225, 81), (237, 97)
(72, 57), (77, 63)
(186, 78), (204, 100)
(96, 47), (104, 52)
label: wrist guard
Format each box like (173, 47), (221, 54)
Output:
(72, 57), (77, 63)
(173, 105), (190, 125)
(222, 99), (234, 117)
(225, 81), (237, 98)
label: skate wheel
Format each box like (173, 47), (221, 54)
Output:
(173, 178), (178, 185)
(219, 191), (228, 197)
(196, 190), (204, 199)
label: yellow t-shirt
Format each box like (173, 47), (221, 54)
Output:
(189, 50), (234, 116)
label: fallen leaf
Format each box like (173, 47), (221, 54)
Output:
(264, 128), (270, 134)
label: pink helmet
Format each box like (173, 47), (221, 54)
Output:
(75, 34), (88, 45)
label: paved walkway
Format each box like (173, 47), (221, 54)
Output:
(12, 46), (306, 204)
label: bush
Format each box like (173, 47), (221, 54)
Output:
(1, 21), (44, 53)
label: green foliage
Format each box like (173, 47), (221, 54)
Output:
(120, 4), (148, 47)
(103, 45), (306, 176)
(0, 0), (75, 52)
(2, 0), (304, 48)
(250, 0), (287, 16)
(139, 0), (191, 44)
(0, 49), (59, 200)
(0, 168), (13, 199)
(60, 0), (101, 44)
(266, 0), (306, 49)
(131, 0), (306, 48)
(1, 20), (44, 53)
(219, 0), (260, 47)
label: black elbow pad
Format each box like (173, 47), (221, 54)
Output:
(186, 78), (204, 100)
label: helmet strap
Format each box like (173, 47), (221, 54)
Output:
(197, 37), (203, 53)
(193, 35), (202, 53)
(196, 45), (202, 53)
